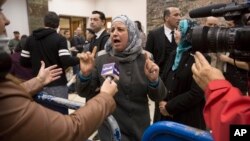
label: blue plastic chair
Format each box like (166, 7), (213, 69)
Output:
(142, 121), (213, 141)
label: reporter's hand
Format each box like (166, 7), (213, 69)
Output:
(144, 53), (159, 82)
(37, 61), (62, 86)
(192, 52), (225, 90)
(100, 77), (118, 97)
(79, 46), (97, 76)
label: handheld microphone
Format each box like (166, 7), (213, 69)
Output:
(189, 3), (226, 18)
(101, 63), (119, 81)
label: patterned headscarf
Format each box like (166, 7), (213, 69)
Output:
(105, 15), (142, 62)
(172, 19), (193, 71)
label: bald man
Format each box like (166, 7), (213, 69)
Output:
(204, 16), (226, 71)
(204, 16), (220, 27)
(146, 6), (181, 122)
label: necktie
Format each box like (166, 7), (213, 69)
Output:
(171, 30), (176, 46)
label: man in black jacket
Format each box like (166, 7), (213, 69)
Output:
(146, 7), (181, 122)
(88, 10), (110, 53)
(20, 11), (80, 114)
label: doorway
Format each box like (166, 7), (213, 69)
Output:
(59, 16), (87, 38)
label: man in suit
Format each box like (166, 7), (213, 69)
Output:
(146, 7), (181, 122)
(89, 10), (110, 53)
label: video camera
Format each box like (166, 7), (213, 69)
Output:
(189, 0), (250, 61)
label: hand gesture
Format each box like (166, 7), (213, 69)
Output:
(159, 101), (170, 116)
(79, 46), (97, 76)
(192, 51), (225, 90)
(144, 53), (159, 82)
(37, 61), (62, 86)
(100, 77), (118, 97)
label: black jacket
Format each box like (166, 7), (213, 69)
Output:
(70, 35), (85, 52)
(89, 30), (109, 53)
(146, 26), (177, 77)
(20, 28), (79, 86)
(161, 50), (207, 130)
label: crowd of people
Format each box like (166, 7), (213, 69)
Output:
(1, 0), (250, 141)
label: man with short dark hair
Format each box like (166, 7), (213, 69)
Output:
(8, 31), (20, 54)
(89, 10), (110, 53)
(20, 11), (80, 114)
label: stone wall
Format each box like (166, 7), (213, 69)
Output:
(26, 0), (48, 33)
(147, 0), (245, 32)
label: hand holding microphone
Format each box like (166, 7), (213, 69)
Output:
(100, 77), (118, 97)
(144, 52), (159, 82)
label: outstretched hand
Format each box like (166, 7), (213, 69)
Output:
(79, 46), (97, 76)
(37, 61), (62, 86)
(144, 53), (159, 82)
(191, 51), (225, 90)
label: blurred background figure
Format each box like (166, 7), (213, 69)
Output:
(63, 30), (71, 50)
(217, 20), (249, 95)
(71, 27), (85, 53)
(135, 20), (147, 49)
(83, 28), (96, 52)
(9, 34), (33, 81)
(63, 30), (76, 93)
(204, 16), (220, 27)
(8, 31), (20, 54)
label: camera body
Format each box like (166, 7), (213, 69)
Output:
(189, 1), (250, 61)
(191, 26), (250, 61)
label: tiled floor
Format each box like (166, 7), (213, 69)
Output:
(68, 93), (155, 140)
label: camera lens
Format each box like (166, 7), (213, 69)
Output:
(192, 26), (233, 53)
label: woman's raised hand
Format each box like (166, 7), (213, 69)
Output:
(79, 46), (97, 76)
(144, 53), (159, 82)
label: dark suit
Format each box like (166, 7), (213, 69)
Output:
(145, 26), (177, 122)
(160, 50), (206, 130)
(146, 26), (177, 77)
(71, 35), (85, 52)
(89, 30), (110, 52)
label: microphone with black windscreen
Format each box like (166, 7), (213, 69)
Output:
(101, 62), (119, 81)
(189, 3), (226, 18)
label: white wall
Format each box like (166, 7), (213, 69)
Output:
(48, 0), (96, 17)
(3, 0), (147, 38)
(49, 0), (147, 31)
(95, 0), (147, 32)
(3, 0), (29, 38)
